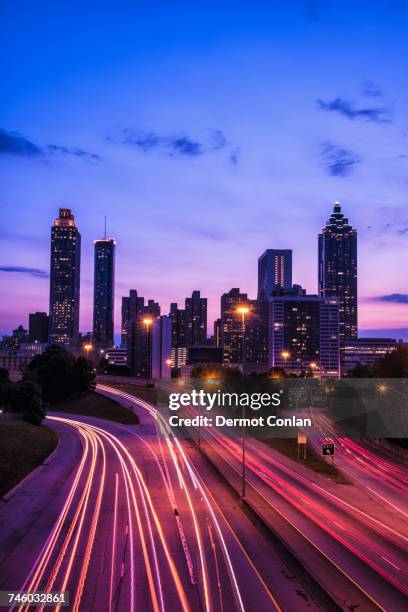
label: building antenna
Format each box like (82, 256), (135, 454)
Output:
(104, 216), (107, 239)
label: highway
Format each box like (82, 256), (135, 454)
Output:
(0, 389), (315, 612)
(112, 383), (408, 611)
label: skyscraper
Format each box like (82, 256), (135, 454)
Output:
(126, 295), (160, 375)
(318, 202), (357, 343)
(93, 237), (116, 347)
(185, 290), (207, 346)
(220, 288), (250, 365)
(121, 289), (144, 347)
(169, 303), (187, 369)
(258, 249), (292, 299)
(49, 209), (81, 345)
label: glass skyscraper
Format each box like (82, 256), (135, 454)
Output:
(93, 238), (116, 347)
(318, 202), (357, 343)
(258, 249), (292, 299)
(49, 208), (81, 345)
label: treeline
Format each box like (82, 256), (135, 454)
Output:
(347, 344), (408, 378)
(0, 345), (95, 425)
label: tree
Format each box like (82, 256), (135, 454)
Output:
(0, 368), (10, 383)
(11, 380), (45, 425)
(25, 345), (96, 403)
(347, 345), (408, 378)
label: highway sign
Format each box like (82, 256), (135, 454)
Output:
(322, 443), (335, 456)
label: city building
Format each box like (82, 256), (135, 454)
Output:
(151, 315), (172, 379)
(258, 249), (292, 299)
(49, 208), (81, 345)
(269, 285), (340, 376)
(121, 290), (145, 347)
(187, 345), (223, 365)
(93, 237), (116, 347)
(220, 288), (250, 366)
(104, 347), (128, 367)
(0, 351), (33, 381)
(185, 290), (207, 346)
(343, 337), (398, 373)
(18, 342), (47, 357)
(169, 303), (187, 369)
(127, 296), (160, 376)
(318, 202), (357, 344)
(29, 312), (49, 343)
(213, 319), (221, 347)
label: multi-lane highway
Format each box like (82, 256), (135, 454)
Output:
(0, 387), (315, 612)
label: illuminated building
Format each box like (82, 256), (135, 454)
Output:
(93, 237), (115, 347)
(343, 337), (398, 373)
(318, 202), (357, 344)
(269, 286), (340, 376)
(169, 303), (187, 369)
(258, 249), (292, 299)
(126, 296), (160, 375)
(49, 208), (81, 345)
(185, 290), (207, 346)
(121, 289), (144, 347)
(220, 288), (250, 366)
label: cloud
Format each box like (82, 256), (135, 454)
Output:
(113, 127), (231, 159)
(0, 266), (49, 278)
(361, 81), (384, 98)
(375, 294), (408, 304)
(0, 129), (101, 162)
(229, 147), (240, 165)
(316, 97), (391, 123)
(319, 141), (361, 177)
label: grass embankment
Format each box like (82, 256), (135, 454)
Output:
(0, 422), (58, 497)
(102, 383), (157, 405)
(52, 391), (139, 424)
(261, 438), (352, 484)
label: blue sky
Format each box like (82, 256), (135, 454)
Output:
(1, 1), (408, 338)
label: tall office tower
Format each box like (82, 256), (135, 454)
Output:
(169, 303), (187, 369)
(151, 315), (172, 379)
(49, 208), (81, 345)
(121, 290), (144, 347)
(269, 285), (340, 376)
(127, 296), (160, 375)
(93, 237), (116, 347)
(258, 249), (292, 300)
(29, 312), (49, 343)
(185, 290), (207, 346)
(318, 202), (357, 343)
(220, 288), (250, 365)
(213, 319), (221, 347)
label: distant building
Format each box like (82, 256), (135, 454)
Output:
(151, 316), (172, 379)
(29, 312), (49, 343)
(93, 238), (116, 347)
(49, 208), (81, 345)
(127, 296), (160, 376)
(187, 345), (223, 365)
(343, 338), (398, 373)
(213, 319), (221, 347)
(185, 290), (207, 346)
(269, 286), (340, 376)
(121, 290), (145, 347)
(0, 351), (33, 381)
(220, 288), (250, 366)
(18, 342), (47, 357)
(319, 202), (357, 344)
(169, 303), (187, 369)
(258, 249), (292, 300)
(105, 347), (127, 367)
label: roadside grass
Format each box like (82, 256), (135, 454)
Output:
(260, 438), (352, 484)
(101, 383), (157, 405)
(52, 391), (139, 425)
(0, 421), (58, 497)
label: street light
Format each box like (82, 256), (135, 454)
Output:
(84, 343), (93, 357)
(281, 351), (290, 370)
(143, 318), (153, 383)
(237, 305), (250, 500)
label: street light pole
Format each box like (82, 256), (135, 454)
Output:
(237, 305), (249, 500)
(143, 318), (153, 384)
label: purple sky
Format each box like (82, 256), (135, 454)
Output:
(1, 1), (408, 339)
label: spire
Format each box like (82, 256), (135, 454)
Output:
(104, 216), (107, 239)
(333, 201), (341, 213)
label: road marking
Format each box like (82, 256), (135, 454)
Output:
(381, 556), (400, 571)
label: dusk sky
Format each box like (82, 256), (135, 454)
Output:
(1, 1), (408, 339)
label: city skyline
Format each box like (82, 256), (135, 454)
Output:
(1, 1), (408, 338)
